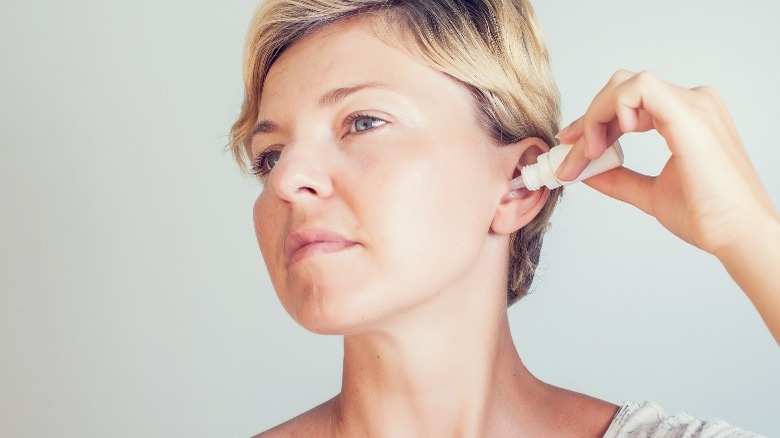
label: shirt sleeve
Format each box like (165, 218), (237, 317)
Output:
(602, 401), (766, 438)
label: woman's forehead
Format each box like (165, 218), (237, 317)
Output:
(257, 18), (464, 118)
(262, 22), (403, 95)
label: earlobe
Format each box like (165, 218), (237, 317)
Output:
(490, 137), (551, 235)
(491, 186), (550, 235)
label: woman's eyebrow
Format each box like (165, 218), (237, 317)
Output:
(252, 119), (279, 138)
(318, 81), (394, 107)
(252, 81), (396, 140)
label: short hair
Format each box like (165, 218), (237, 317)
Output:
(229, 0), (563, 305)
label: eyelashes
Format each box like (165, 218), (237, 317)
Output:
(251, 113), (388, 178)
(251, 148), (281, 177)
(344, 113), (386, 133)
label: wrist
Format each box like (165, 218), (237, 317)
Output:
(714, 211), (780, 274)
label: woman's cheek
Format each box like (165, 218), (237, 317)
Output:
(253, 192), (286, 285)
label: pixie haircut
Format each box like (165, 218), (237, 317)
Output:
(230, 0), (563, 305)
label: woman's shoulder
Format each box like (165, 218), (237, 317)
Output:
(603, 401), (764, 438)
(251, 397), (337, 438)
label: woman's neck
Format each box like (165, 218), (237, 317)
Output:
(297, 236), (618, 438)
(338, 320), (541, 436)
(329, 258), (549, 437)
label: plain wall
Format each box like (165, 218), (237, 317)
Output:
(1, 1), (778, 436)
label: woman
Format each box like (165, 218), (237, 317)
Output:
(229, 0), (779, 436)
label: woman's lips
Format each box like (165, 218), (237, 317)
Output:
(285, 228), (358, 265)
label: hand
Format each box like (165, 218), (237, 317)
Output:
(556, 70), (780, 344)
(555, 70), (778, 258)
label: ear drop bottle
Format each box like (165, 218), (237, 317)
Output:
(509, 141), (624, 191)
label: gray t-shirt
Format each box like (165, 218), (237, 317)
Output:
(603, 401), (765, 438)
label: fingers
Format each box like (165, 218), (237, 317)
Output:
(581, 70), (635, 154)
(556, 71), (634, 181)
(583, 166), (656, 216)
(556, 117), (622, 182)
(555, 117), (582, 142)
(556, 70), (693, 182)
(553, 70), (777, 260)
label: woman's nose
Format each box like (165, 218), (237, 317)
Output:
(267, 141), (334, 202)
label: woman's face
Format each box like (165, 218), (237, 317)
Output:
(252, 19), (510, 334)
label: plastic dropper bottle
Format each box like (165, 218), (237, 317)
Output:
(509, 141), (624, 191)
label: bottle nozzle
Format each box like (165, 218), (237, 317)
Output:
(508, 175), (526, 192)
(501, 175), (527, 201)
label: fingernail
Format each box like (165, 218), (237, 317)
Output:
(555, 159), (575, 182)
(555, 123), (572, 139)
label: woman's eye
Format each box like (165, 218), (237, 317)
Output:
(351, 115), (385, 133)
(252, 150), (281, 176)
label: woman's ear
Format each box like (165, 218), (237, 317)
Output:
(491, 137), (551, 235)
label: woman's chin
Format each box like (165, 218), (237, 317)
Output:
(283, 286), (390, 335)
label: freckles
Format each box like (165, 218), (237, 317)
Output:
(252, 195), (267, 238)
(253, 189), (278, 224)
(252, 195), (263, 221)
(253, 193), (281, 256)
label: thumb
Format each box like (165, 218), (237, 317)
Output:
(583, 166), (655, 216)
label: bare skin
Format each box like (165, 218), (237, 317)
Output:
(248, 16), (779, 438)
(557, 71), (780, 344)
(256, 317), (617, 438)
(249, 18), (619, 437)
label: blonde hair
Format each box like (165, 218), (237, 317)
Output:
(230, 0), (563, 305)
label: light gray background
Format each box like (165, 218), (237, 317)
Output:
(1, 1), (778, 437)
